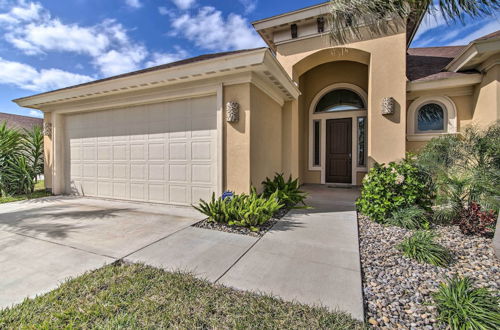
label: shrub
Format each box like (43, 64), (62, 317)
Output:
(433, 277), (500, 330)
(417, 123), (500, 225)
(0, 122), (44, 197)
(388, 206), (430, 230)
(397, 231), (452, 267)
(261, 173), (307, 208)
(455, 202), (497, 238)
(356, 156), (435, 223)
(194, 189), (283, 231)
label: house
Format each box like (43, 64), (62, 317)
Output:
(13, 2), (500, 206)
(0, 112), (43, 131)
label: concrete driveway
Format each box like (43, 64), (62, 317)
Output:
(0, 196), (204, 309)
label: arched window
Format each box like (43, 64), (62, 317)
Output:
(417, 103), (445, 132)
(407, 96), (457, 141)
(315, 89), (365, 113)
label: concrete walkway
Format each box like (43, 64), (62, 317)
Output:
(1, 186), (363, 321)
(217, 185), (364, 320)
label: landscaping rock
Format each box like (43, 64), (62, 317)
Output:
(358, 215), (500, 328)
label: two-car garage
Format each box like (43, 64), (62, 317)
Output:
(64, 95), (218, 205)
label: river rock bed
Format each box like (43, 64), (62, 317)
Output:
(358, 215), (499, 329)
(193, 208), (289, 237)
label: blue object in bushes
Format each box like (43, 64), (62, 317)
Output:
(222, 191), (234, 200)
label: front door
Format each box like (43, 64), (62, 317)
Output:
(326, 118), (352, 183)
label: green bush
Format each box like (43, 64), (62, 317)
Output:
(388, 206), (430, 230)
(397, 231), (452, 267)
(0, 122), (44, 197)
(194, 189), (283, 231)
(433, 277), (500, 330)
(261, 173), (307, 208)
(356, 156), (435, 223)
(417, 123), (500, 225)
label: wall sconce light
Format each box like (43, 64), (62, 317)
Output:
(317, 17), (325, 33)
(43, 122), (52, 138)
(381, 97), (395, 115)
(291, 24), (298, 39)
(226, 102), (240, 123)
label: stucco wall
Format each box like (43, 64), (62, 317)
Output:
(472, 64), (500, 128)
(299, 61), (369, 183)
(43, 112), (53, 191)
(276, 29), (407, 180)
(224, 83), (252, 194)
(250, 85), (283, 192)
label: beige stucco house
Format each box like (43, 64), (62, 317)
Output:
(13, 2), (500, 206)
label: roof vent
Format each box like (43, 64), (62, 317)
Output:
(317, 17), (325, 33)
(291, 24), (298, 39)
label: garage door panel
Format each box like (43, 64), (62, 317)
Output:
(65, 95), (217, 205)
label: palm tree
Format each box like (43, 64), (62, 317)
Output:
(328, 0), (499, 45)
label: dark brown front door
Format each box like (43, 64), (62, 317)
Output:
(326, 118), (352, 183)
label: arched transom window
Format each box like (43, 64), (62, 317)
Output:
(407, 96), (457, 141)
(315, 89), (365, 113)
(417, 103), (445, 132)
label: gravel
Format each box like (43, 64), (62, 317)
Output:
(358, 215), (499, 329)
(193, 208), (289, 237)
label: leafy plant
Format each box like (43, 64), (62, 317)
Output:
(397, 231), (452, 267)
(417, 123), (500, 228)
(261, 173), (307, 208)
(388, 206), (430, 230)
(356, 156), (435, 223)
(328, 0), (499, 46)
(456, 202), (497, 238)
(433, 276), (500, 330)
(0, 122), (44, 197)
(194, 189), (284, 231)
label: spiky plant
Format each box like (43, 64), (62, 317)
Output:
(261, 173), (307, 208)
(388, 206), (429, 230)
(433, 277), (500, 329)
(397, 231), (453, 267)
(328, 1), (499, 45)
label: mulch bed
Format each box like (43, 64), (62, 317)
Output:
(193, 208), (290, 237)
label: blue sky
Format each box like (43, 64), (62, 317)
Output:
(0, 0), (498, 118)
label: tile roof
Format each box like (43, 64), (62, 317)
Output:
(0, 112), (43, 130)
(406, 46), (478, 81)
(473, 29), (500, 42)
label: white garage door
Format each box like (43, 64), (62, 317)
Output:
(65, 95), (218, 205)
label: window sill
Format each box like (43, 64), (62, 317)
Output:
(407, 132), (458, 142)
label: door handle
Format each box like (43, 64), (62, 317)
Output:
(348, 153), (352, 161)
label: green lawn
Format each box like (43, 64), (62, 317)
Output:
(0, 180), (51, 204)
(0, 263), (362, 329)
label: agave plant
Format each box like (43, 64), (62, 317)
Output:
(262, 173), (307, 208)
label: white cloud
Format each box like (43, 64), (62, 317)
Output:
(29, 110), (42, 117)
(0, 2), (149, 76)
(158, 6), (171, 16)
(448, 20), (500, 46)
(239, 0), (257, 14)
(171, 0), (196, 10)
(171, 6), (264, 51)
(145, 47), (189, 67)
(0, 57), (93, 92)
(125, 0), (142, 9)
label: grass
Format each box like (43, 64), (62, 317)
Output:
(0, 263), (362, 329)
(397, 231), (453, 267)
(388, 206), (430, 230)
(0, 180), (50, 204)
(433, 277), (500, 329)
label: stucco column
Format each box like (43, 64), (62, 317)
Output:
(223, 84), (251, 194)
(51, 112), (65, 195)
(367, 34), (407, 165)
(43, 112), (53, 191)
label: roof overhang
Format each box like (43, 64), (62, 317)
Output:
(14, 48), (300, 110)
(446, 36), (500, 72)
(253, 2), (425, 50)
(407, 73), (482, 92)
